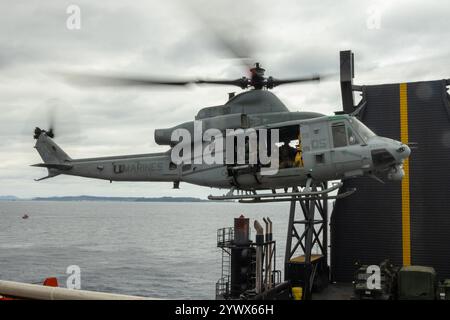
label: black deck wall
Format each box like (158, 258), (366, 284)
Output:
(331, 80), (450, 282)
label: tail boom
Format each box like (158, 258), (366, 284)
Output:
(33, 130), (179, 183)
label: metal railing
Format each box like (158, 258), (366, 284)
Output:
(217, 227), (234, 247)
(215, 276), (230, 299)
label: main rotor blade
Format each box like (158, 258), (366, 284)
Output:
(179, 1), (256, 71)
(206, 29), (254, 70)
(60, 72), (250, 89)
(60, 72), (195, 88)
(269, 75), (321, 88)
(47, 106), (56, 138)
(196, 78), (249, 89)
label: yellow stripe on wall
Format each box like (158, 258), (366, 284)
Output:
(399, 83), (411, 266)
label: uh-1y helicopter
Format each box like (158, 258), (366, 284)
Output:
(32, 62), (411, 201)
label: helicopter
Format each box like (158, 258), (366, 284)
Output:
(32, 61), (411, 201)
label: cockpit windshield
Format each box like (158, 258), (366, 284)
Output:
(349, 118), (376, 142)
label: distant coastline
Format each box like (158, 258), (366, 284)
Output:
(0, 195), (19, 201)
(0, 195), (210, 202)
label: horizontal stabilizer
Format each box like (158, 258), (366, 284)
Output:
(31, 163), (73, 170)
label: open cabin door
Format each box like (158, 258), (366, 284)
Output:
(276, 125), (304, 170)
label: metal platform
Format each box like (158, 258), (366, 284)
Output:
(290, 254), (323, 264)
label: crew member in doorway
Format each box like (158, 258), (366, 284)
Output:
(294, 132), (304, 167)
(279, 139), (296, 169)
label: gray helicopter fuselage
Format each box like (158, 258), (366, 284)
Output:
(32, 90), (410, 190)
(172, 114), (410, 189)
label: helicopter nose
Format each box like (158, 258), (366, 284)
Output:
(370, 138), (411, 169)
(386, 143), (410, 181)
(395, 143), (411, 160)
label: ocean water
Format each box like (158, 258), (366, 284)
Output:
(0, 201), (293, 299)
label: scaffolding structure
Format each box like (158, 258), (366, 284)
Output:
(284, 182), (329, 300)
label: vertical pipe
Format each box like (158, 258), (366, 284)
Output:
(254, 220), (264, 294)
(322, 182), (328, 265)
(267, 218), (273, 289)
(263, 217), (269, 290)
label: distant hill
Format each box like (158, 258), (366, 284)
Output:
(0, 195), (19, 201)
(31, 195), (209, 202)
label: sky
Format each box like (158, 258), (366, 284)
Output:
(0, 0), (449, 198)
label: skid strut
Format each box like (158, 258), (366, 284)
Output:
(208, 182), (354, 203)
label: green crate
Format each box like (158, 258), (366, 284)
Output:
(398, 266), (436, 300)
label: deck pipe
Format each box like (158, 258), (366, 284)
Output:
(263, 217), (270, 291)
(0, 280), (155, 300)
(254, 220), (264, 294)
(267, 217), (273, 289)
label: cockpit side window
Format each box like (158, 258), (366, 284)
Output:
(347, 126), (360, 145)
(332, 123), (347, 148)
(349, 118), (376, 142)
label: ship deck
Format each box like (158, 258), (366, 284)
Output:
(312, 283), (354, 300)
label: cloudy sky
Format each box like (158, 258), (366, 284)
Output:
(0, 0), (449, 198)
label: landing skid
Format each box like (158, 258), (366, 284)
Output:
(208, 181), (355, 203)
